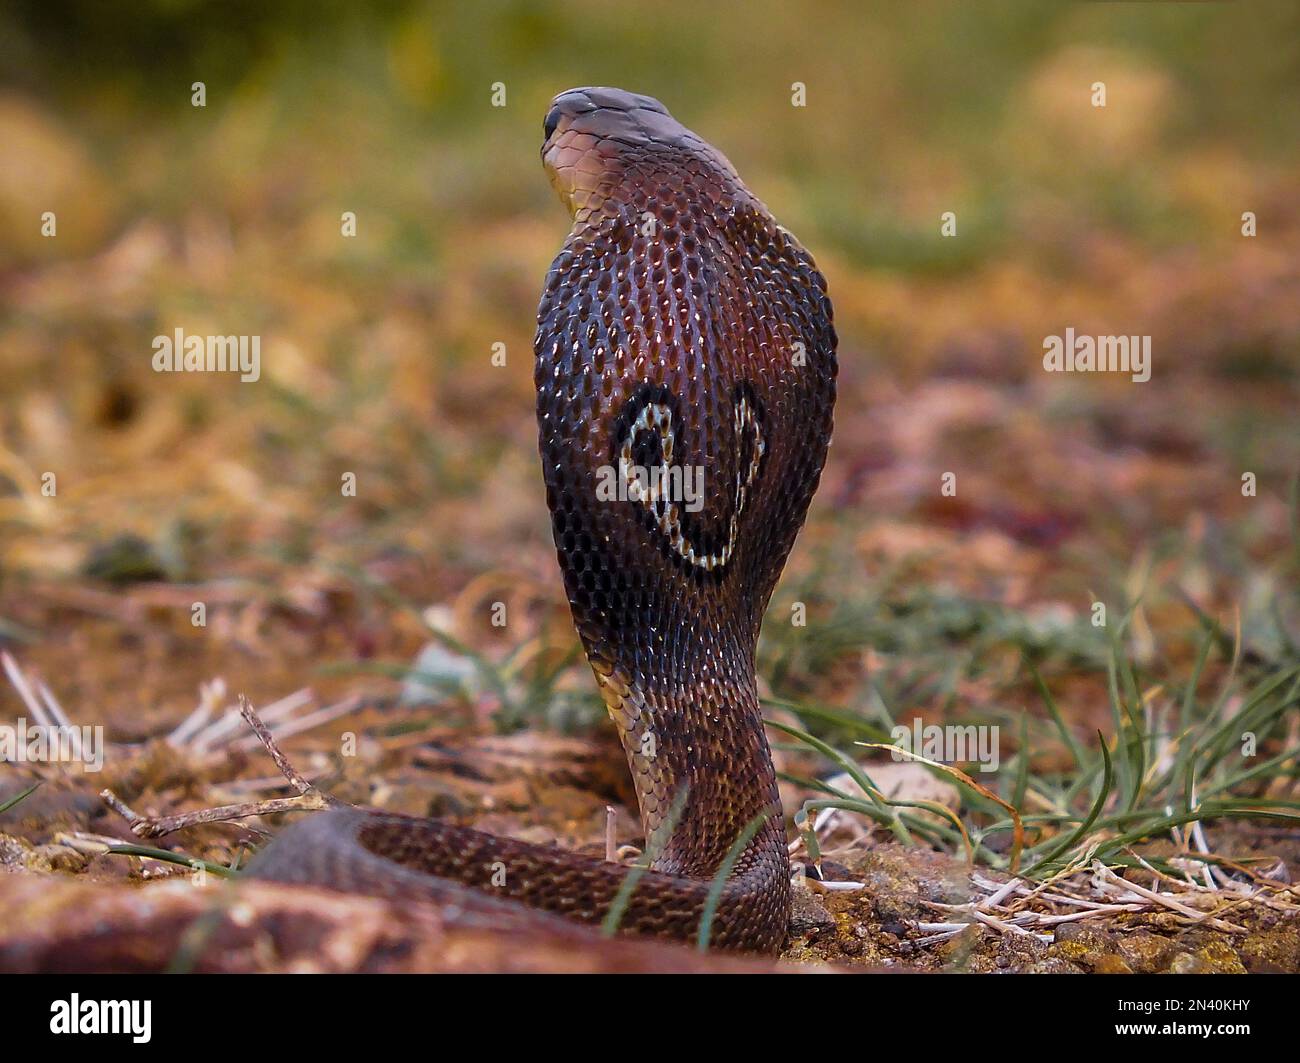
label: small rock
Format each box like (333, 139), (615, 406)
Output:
(1168, 951), (1212, 974)
(1117, 931), (1175, 974)
(788, 888), (836, 937)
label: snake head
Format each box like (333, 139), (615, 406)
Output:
(541, 86), (736, 218)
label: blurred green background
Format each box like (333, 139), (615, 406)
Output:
(0, 1), (1297, 731)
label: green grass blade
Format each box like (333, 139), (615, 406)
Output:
(1020, 732), (1112, 878)
(0, 782), (40, 815)
(696, 811), (769, 952)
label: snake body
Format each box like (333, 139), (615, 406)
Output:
(249, 87), (836, 952)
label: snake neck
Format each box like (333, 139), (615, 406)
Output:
(588, 646), (783, 880)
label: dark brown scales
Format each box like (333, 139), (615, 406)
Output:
(249, 87), (837, 953)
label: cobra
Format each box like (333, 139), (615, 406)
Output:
(249, 87), (837, 953)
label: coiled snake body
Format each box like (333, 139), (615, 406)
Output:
(250, 88), (837, 953)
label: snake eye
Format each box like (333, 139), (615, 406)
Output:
(542, 107), (561, 146)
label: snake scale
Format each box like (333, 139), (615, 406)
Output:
(249, 87), (837, 952)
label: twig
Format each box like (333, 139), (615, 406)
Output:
(189, 688), (313, 754)
(100, 695), (341, 839)
(100, 789), (329, 839)
(2, 652), (55, 729)
(605, 806), (618, 863)
(167, 678), (226, 747)
(237, 694), (323, 797)
(1091, 861), (1247, 934)
(230, 695), (362, 752)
